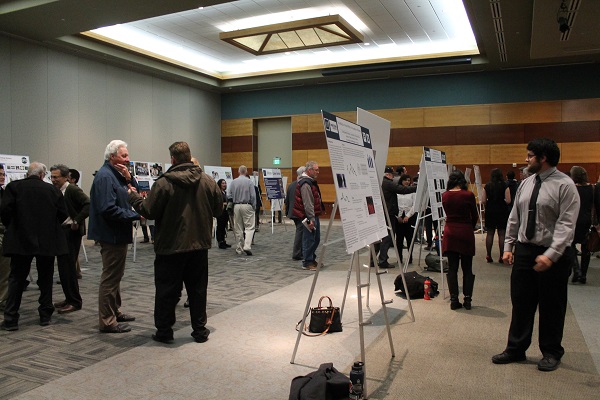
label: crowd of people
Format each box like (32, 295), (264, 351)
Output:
(1, 137), (598, 372)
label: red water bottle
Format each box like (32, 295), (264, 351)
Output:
(424, 279), (431, 300)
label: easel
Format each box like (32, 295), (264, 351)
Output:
(291, 197), (415, 398)
(269, 198), (287, 234)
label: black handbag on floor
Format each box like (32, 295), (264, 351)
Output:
(296, 296), (342, 336)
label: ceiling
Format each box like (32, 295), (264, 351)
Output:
(1, 0), (599, 92)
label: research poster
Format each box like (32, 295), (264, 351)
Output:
(473, 165), (483, 204)
(323, 111), (387, 254)
(262, 168), (284, 200)
(423, 147), (448, 221)
(204, 165), (233, 186)
(0, 154), (30, 183)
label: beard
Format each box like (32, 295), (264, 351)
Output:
(527, 160), (541, 174)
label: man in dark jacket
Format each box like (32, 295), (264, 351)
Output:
(129, 141), (222, 344)
(88, 140), (140, 333)
(50, 164), (89, 314)
(285, 166), (305, 261)
(1, 162), (69, 331)
(378, 166), (416, 268)
(292, 161), (322, 271)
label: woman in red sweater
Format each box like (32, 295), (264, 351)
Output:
(442, 171), (479, 310)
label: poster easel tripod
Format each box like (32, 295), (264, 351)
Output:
(290, 195), (416, 398)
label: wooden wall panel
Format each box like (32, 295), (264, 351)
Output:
(373, 108), (424, 128)
(450, 144), (491, 165)
(222, 152), (253, 168)
(424, 104), (490, 127)
(307, 114), (324, 132)
(318, 184), (336, 203)
(490, 144), (528, 164)
(292, 149), (308, 168)
(222, 118), (253, 137)
(221, 136), (253, 153)
(292, 131), (328, 149)
(524, 121), (600, 143)
(562, 98), (600, 122)
(457, 124), (525, 144)
(390, 127), (456, 147)
(305, 149), (332, 167)
(387, 146), (423, 166)
(491, 101), (562, 124)
(292, 115), (308, 133)
(561, 142), (600, 163)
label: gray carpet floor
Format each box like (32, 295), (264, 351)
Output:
(1, 219), (599, 399)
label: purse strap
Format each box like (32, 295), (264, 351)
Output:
(317, 295), (333, 309)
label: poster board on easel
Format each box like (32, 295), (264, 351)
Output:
(0, 154), (30, 183)
(473, 164), (485, 235)
(262, 168), (285, 233)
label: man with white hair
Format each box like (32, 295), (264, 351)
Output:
(88, 140), (141, 333)
(1, 162), (69, 331)
(227, 165), (256, 256)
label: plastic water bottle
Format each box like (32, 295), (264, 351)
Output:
(424, 279), (431, 300)
(349, 361), (364, 400)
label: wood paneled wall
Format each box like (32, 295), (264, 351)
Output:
(222, 98), (600, 214)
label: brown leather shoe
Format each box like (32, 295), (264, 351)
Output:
(53, 300), (68, 309)
(57, 304), (81, 314)
(99, 323), (131, 333)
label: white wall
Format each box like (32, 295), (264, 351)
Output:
(257, 117), (292, 169)
(0, 36), (222, 193)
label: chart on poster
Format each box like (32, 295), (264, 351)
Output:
(323, 111), (388, 254)
(0, 154), (29, 183)
(423, 147), (448, 221)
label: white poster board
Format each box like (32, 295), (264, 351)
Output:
(262, 168), (284, 212)
(0, 154), (30, 183)
(323, 110), (388, 254)
(357, 108), (391, 184)
(465, 167), (472, 185)
(204, 165), (233, 186)
(413, 155), (430, 214)
(473, 165), (484, 204)
(423, 147), (449, 221)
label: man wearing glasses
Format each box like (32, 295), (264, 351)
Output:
(492, 138), (579, 372)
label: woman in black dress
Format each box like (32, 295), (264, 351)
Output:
(481, 168), (511, 263)
(570, 166), (593, 284)
(215, 179), (231, 249)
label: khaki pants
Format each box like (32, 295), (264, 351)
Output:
(233, 204), (255, 252)
(98, 242), (128, 329)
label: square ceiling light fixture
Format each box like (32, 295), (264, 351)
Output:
(219, 15), (363, 56)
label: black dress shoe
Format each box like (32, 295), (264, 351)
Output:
(537, 356), (560, 371)
(492, 351), (526, 364)
(244, 250), (252, 256)
(100, 323), (131, 333)
(191, 328), (210, 343)
(292, 256), (303, 261)
(0, 321), (19, 331)
(152, 334), (174, 344)
(116, 314), (136, 322)
(39, 319), (51, 326)
(57, 304), (81, 314)
(218, 242), (228, 249)
(224, 242), (231, 248)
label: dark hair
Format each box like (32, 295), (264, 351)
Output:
(69, 168), (80, 183)
(216, 178), (226, 187)
(447, 170), (467, 190)
(527, 138), (560, 167)
(490, 168), (504, 183)
(169, 141), (192, 164)
(50, 164), (70, 177)
(506, 170), (515, 180)
(570, 166), (588, 184)
(399, 174), (411, 182)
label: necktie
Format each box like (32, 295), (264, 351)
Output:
(525, 175), (542, 240)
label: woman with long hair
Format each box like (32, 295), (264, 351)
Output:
(570, 166), (593, 283)
(442, 170), (479, 310)
(481, 168), (511, 263)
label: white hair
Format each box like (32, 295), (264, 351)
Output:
(296, 166), (306, 177)
(27, 162), (46, 177)
(104, 140), (128, 160)
(238, 165), (248, 175)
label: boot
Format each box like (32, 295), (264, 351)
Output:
(463, 274), (475, 310)
(446, 273), (462, 310)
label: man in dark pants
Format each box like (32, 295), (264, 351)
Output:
(493, 138), (579, 372)
(378, 166), (416, 268)
(129, 141), (222, 344)
(50, 164), (89, 314)
(0, 162), (69, 330)
(285, 166), (305, 261)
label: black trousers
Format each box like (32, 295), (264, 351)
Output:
(377, 215), (397, 264)
(216, 210), (229, 243)
(56, 227), (83, 308)
(3, 254), (55, 324)
(505, 242), (571, 359)
(154, 250), (208, 338)
(292, 219), (303, 259)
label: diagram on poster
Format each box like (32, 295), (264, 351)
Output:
(204, 165), (233, 185)
(263, 168), (284, 212)
(423, 147), (448, 221)
(0, 154), (30, 183)
(323, 111), (388, 254)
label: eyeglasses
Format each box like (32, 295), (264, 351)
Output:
(526, 153), (536, 160)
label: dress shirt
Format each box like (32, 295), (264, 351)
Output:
(227, 175), (256, 208)
(59, 181), (74, 225)
(504, 166), (580, 262)
(397, 192), (416, 218)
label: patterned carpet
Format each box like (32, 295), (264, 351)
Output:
(0, 219), (349, 399)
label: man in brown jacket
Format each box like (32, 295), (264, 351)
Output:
(129, 141), (222, 344)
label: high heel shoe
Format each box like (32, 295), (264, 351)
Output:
(498, 257), (503, 264)
(486, 256), (493, 263)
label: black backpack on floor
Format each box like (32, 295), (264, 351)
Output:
(394, 271), (439, 299)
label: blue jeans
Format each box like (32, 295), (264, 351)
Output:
(302, 217), (320, 267)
